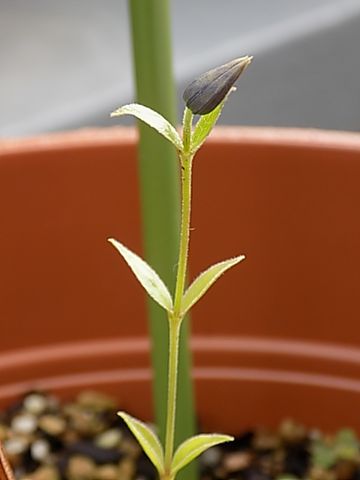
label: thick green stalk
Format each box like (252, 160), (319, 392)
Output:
(128, 0), (196, 461)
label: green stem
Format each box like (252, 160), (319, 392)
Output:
(173, 109), (194, 316)
(164, 315), (181, 471)
(182, 107), (193, 154)
(173, 153), (193, 315)
(164, 111), (194, 473)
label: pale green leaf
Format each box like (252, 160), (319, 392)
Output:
(181, 255), (245, 315)
(111, 103), (183, 151)
(108, 238), (173, 313)
(312, 440), (336, 469)
(118, 412), (165, 475)
(171, 434), (233, 476)
(191, 87), (235, 153)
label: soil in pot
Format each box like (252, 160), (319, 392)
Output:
(1, 390), (359, 480)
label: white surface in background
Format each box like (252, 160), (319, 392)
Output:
(1, 0), (360, 137)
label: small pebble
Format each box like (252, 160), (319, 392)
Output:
(30, 439), (50, 462)
(11, 413), (37, 435)
(38, 415), (66, 437)
(3, 436), (29, 466)
(4, 436), (29, 456)
(23, 394), (48, 416)
(95, 429), (122, 449)
(95, 464), (119, 480)
(223, 451), (252, 472)
(67, 455), (97, 480)
(65, 405), (105, 436)
(62, 429), (80, 444)
(280, 419), (307, 444)
(76, 392), (116, 413)
(253, 429), (280, 451)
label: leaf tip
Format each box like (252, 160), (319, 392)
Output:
(110, 109), (120, 117)
(117, 411), (128, 422)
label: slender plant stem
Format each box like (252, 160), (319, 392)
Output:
(173, 109), (194, 316)
(164, 111), (195, 475)
(182, 107), (193, 154)
(173, 153), (193, 315)
(164, 315), (181, 472)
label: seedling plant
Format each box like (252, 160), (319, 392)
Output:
(109, 56), (252, 480)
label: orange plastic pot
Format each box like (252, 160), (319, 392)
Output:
(1, 127), (360, 433)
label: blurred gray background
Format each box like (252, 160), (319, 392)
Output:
(1, 0), (360, 138)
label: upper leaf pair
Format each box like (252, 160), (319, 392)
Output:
(111, 97), (231, 155)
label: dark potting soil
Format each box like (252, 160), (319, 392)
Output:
(0, 391), (359, 480)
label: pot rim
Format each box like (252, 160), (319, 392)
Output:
(1, 126), (360, 156)
(3, 335), (360, 370)
(2, 336), (360, 403)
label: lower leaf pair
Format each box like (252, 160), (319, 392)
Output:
(119, 411), (233, 478)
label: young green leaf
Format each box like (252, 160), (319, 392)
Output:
(171, 434), (233, 476)
(191, 87), (235, 153)
(118, 412), (165, 475)
(180, 255), (245, 315)
(312, 439), (336, 469)
(334, 429), (359, 461)
(111, 103), (183, 151)
(108, 238), (173, 313)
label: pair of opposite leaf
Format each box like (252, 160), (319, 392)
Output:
(108, 56), (252, 477)
(118, 411), (233, 479)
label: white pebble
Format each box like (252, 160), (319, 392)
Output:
(4, 437), (29, 455)
(24, 394), (48, 415)
(11, 413), (37, 434)
(95, 429), (122, 449)
(31, 439), (50, 461)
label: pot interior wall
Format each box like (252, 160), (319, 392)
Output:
(1, 127), (360, 433)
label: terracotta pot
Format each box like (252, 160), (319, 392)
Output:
(1, 127), (360, 433)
